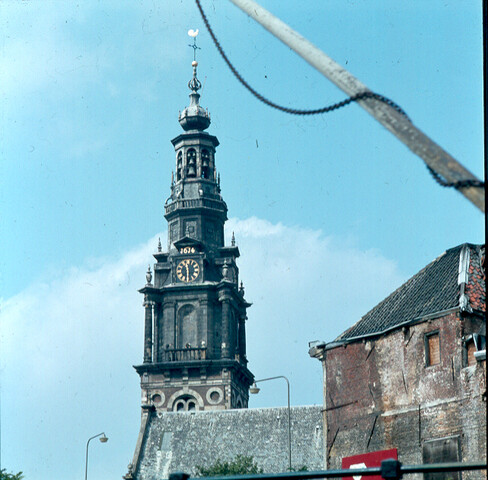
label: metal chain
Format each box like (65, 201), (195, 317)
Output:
(195, 0), (485, 191)
(426, 166), (485, 190)
(195, 0), (410, 118)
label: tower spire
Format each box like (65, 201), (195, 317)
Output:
(132, 32), (253, 423)
(178, 29), (210, 132)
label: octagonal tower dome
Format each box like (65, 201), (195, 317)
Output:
(178, 61), (211, 131)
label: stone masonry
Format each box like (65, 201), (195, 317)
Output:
(135, 405), (324, 479)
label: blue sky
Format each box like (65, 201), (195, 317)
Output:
(0, 2), (484, 480)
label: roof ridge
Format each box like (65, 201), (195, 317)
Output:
(336, 243), (484, 342)
(336, 250), (448, 341)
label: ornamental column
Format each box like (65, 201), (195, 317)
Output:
(162, 301), (176, 361)
(143, 297), (153, 363)
(153, 303), (161, 362)
(221, 298), (230, 358)
(238, 315), (247, 362)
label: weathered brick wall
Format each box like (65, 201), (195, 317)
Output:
(459, 361), (487, 479)
(324, 314), (486, 479)
(135, 405), (324, 479)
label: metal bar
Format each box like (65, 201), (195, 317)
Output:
(169, 461), (487, 480)
(226, 0), (484, 212)
(402, 462), (488, 474)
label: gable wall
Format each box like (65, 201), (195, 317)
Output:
(323, 313), (486, 478)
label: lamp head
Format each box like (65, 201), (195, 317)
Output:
(249, 383), (260, 394)
(99, 433), (108, 443)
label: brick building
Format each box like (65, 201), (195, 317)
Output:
(310, 243), (486, 477)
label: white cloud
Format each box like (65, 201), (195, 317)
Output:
(226, 217), (404, 404)
(0, 218), (404, 480)
(0, 234), (157, 480)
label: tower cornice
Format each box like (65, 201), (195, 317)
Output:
(134, 358), (254, 384)
(171, 131), (219, 148)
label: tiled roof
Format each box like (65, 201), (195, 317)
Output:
(337, 244), (485, 341)
(466, 245), (486, 312)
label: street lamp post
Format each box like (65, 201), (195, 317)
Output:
(85, 432), (108, 480)
(250, 376), (291, 471)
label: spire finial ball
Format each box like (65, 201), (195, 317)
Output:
(192, 60), (198, 67)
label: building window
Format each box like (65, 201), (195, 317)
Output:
(177, 304), (197, 349)
(201, 149), (210, 179)
(185, 220), (197, 239)
(172, 395), (198, 412)
(177, 151), (182, 180)
(422, 436), (460, 480)
(467, 340), (477, 366)
(425, 331), (440, 366)
(463, 334), (486, 366)
(187, 149), (196, 177)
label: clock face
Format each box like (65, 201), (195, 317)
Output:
(176, 258), (200, 283)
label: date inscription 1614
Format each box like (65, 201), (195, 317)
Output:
(180, 247), (196, 254)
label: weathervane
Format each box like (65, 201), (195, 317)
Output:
(188, 29), (201, 61)
(187, 29), (202, 93)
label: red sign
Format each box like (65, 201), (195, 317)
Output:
(342, 449), (398, 480)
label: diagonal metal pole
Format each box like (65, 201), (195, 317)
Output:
(226, 0), (484, 212)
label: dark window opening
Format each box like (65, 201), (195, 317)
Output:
(187, 149), (196, 177)
(172, 395), (199, 412)
(177, 152), (182, 181)
(201, 149), (210, 179)
(423, 436), (460, 480)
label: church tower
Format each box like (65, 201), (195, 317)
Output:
(134, 59), (254, 412)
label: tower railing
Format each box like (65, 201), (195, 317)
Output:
(163, 347), (207, 362)
(165, 198), (226, 214)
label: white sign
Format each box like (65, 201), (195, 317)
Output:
(349, 462), (367, 480)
